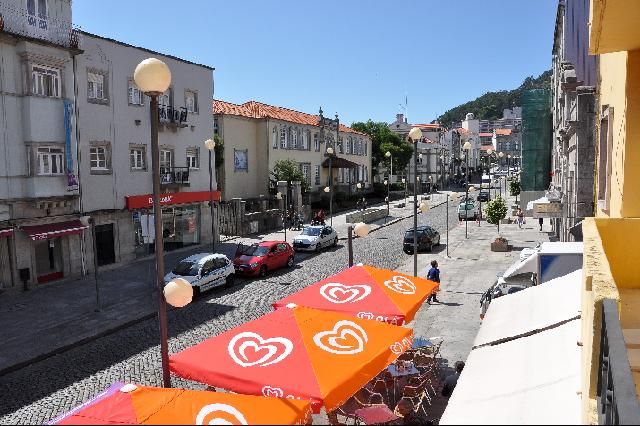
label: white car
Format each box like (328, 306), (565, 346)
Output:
(292, 225), (338, 252)
(164, 253), (235, 294)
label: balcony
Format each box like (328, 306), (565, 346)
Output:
(0, 3), (80, 49)
(159, 105), (188, 129)
(160, 167), (190, 186)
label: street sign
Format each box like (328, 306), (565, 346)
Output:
(533, 202), (564, 218)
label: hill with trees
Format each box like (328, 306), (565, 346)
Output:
(437, 70), (552, 128)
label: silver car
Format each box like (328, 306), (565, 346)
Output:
(292, 225), (338, 252)
(164, 253), (235, 294)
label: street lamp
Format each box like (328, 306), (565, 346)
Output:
(408, 127), (423, 277)
(134, 57), (173, 388)
(402, 177), (406, 206)
(348, 222), (370, 267)
(384, 179), (390, 218)
(498, 152), (505, 198)
(385, 151), (392, 182)
(507, 154), (512, 178)
(445, 193), (458, 258)
(79, 215), (100, 312)
(326, 147), (334, 227)
(204, 138), (216, 252)
(463, 141), (472, 186)
(464, 185), (476, 239)
(356, 182), (364, 211)
(276, 192), (287, 241)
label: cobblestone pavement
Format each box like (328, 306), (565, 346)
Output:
(0, 199), (460, 425)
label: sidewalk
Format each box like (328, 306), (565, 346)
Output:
(0, 198), (444, 375)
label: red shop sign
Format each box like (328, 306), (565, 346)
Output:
(125, 190), (221, 210)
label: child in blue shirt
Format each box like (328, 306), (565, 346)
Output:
(427, 260), (440, 304)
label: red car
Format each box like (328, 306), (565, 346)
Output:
(233, 241), (295, 277)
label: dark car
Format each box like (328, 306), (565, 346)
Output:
(233, 241), (294, 277)
(403, 225), (441, 254)
(477, 191), (491, 202)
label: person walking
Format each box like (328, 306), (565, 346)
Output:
(539, 217), (544, 232)
(426, 260), (440, 304)
(516, 208), (524, 229)
(441, 361), (465, 398)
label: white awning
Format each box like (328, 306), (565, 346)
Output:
(474, 270), (582, 348)
(502, 252), (538, 278)
(440, 320), (582, 425)
(526, 196), (549, 211)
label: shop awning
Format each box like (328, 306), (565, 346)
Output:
(0, 228), (13, 238)
(321, 156), (359, 169)
(21, 220), (88, 241)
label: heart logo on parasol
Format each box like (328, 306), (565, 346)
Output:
(357, 312), (375, 320)
(320, 283), (372, 304)
(228, 332), (293, 368)
(195, 403), (248, 425)
(383, 276), (416, 295)
(313, 320), (368, 355)
(390, 342), (405, 354)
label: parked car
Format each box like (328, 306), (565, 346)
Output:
(233, 241), (294, 277)
(458, 201), (479, 221)
(292, 225), (338, 252)
(403, 225), (440, 254)
(164, 253), (235, 294)
(477, 191), (491, 202)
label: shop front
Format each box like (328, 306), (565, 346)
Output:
(125, 191), (220, 257)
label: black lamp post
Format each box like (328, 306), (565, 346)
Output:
(277, 191), (287, 241)
(347, 222), (370, 267)
(464, 184), (476, 239)
(325, 147), (334, 227)
(204, 138), (216, 252)
(408, 127), (423, 277)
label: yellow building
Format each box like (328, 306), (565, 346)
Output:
(581, 0), (640, 423)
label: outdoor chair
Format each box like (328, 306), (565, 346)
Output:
(337, 387), (386, 422)
(401, 384), (430, 417)
(371, 380), (390, 405)
(397, 351), (414, 362)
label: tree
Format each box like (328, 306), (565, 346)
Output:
(485, 196), (508, 234)
(351, 120), (413, 175)
(509, 179), (521, 204)
(270, 159), (309, 193)
(213, 135), (224, 168)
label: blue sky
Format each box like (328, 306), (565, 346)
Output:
(74, 0), (557, 125)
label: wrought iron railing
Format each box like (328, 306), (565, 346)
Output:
(0, 3), (80, 48)
(159, 105), (188, 127)
(597, 299), (640, 425)
(160, 167), (190, 185)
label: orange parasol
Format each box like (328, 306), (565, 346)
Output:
(49, 382), (311, 425)
(169, 306), (412, 413)
(274, 265), (438, 325)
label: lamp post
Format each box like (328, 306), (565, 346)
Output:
(498, 152), (504, 198)
(402, 178), (406, 206)
(463, 141), (472, 186)
(445, 193), (457, 258)
(385, 151), (392, 182)
(464, 185), (476, 239)
(134, 57), (173, 388)
(408, 127), (423, 277)
(204, 138), (216, 252)
(356, 182), (363, 211)
(507, 154), (511, 178)
(326, 147), (334, 227)
(384, 179), (389, 220)
(348, 222), (370, 267)
(80, 215), (100, 311)
(276, 192), (287, 241)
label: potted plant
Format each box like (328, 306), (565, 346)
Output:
(486, 196), (509, 251)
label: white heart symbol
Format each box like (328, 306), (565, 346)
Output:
(195, 403), (248, 425)
(313, 320), (368, 355)
(383, 276), (416, 295)
(228, 332), (293, 367)
(390, 342), (404, 355)
(357, 312), (375, 320)
(320, 283), (372, 304)
(261, 386), (284, 398)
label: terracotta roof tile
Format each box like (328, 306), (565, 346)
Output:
(495, 128), (512, 136)
(213, 100), (366, 136)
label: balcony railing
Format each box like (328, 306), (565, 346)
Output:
(160, 167), (190, 186)
(597, 299), (640, 425)
(0, 3), (80, 48)
(159, 105), (188, 128)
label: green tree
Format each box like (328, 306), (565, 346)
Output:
(213, 135), (224, 168)
(351, 120), (413, 175)
(270, 159), (309, 193)
(509, 179), (521, 203)
(485, 196), (508, 234)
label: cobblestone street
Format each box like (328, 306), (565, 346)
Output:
(0, 200), (461, 424)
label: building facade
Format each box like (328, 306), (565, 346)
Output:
(213, 100), (372, 201)
(0, 0), (215, 290)
(550, 0), (597, 242)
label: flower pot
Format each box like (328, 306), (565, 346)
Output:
(491, 239), (509, 252)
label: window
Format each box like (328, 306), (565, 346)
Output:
(90, 146), (108, 170)
(346, 137), (352, 154)
(214, 116), (219, 135)
(87, 72), (107, 101)
(314, 165), (320, 185)
(37, 146), (64, 175)
(160, 149), (173, 169)
(272, 127), (278, 149)
(31, 65), (60, 97)
(598, 106), (613, 211)
(185, 90), (198, 113)
(186, 148), (199, 169)
(364, 141), (368, 156)
(130, 147), (146, 171)
(337, 168), (344, 183)
(300, 163), (310, 185)
(338, 137), (344, 154)
(159, 90), (171, 107)
(302, 130), (309, 150)
(291, 128), (298, 149)
(128, 80), (144, 105)
(314, 133), (320, 151)
(364, 166), (369, 182)
(27, 0), (47, 30)
(280, 127), (287, 149)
